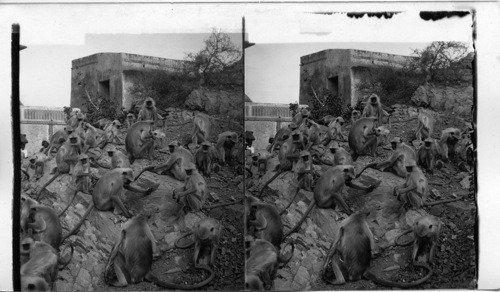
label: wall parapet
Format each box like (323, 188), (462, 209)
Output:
(245, 102), (307, 120)
(20, 106), (66, 123)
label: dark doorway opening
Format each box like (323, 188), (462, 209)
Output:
(327, 76), (339, 98)
(99, 79), (110, 99)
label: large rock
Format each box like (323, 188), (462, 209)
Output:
(184, 88), (243, 120)
(411, 83), (473, 116)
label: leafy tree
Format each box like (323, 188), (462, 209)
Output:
(185, 28), (242, 87)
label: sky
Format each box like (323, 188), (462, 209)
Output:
(20, 32), (242, 107)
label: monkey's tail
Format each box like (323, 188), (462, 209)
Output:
(61, 203), (94, 243)
(278, 241), (295, 268)
(58, 189), (79, 218)
(258, 170), (283, 197)
(282, 202), (316, 239)
(354, 162), (378, 179)
(394, 229), (414, 246)
(279, 188), (301, 216)
(391, 117), (418, 124)
(35, 172), (60, 200)
(174, 232), (195, 249)
(58, 243), (74, 270)
(133, 165), (156, 181)
(203, 198), (244, 210)
(424, 197), (464, 207)
(146, 266), (215, 290)
(364, 262), (433, 288)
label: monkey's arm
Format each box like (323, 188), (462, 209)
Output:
(395, 183), (417, 195)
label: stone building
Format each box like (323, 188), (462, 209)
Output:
(71, 53), (185, 111)
(299, 49), (416, 107)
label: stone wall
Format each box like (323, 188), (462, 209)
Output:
(411, 83), (473, 116)
(20, 106), (66, 156)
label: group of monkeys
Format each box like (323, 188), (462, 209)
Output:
(19, 96), (247, 291)
(244, 93), (475, 290)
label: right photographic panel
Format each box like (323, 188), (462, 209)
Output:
(244, 9), (476, 290)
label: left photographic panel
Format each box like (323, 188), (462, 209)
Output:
(14, 5), (244, 291)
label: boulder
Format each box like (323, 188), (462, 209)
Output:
(184, 88), (244, 120)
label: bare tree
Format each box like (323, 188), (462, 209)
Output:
(185, 28), (242, 86)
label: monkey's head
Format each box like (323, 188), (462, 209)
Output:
(251, 153), (259, 162)
(201, 141), (211, 153)
(414, 215), (439, 238)
(22, 276), (50, 292)
(113, 120), (122, 128)
(77, 112), (85, 122)
(168, 140), (180, 153)
(375, 126), (390, 137)
(245, 275), (264, 290)
(405, 159), (417, 173)
(41, 140), (49, 148)
(288, 123), (298, 131)
(391, 137), (402, 150)
(79, 154), (89, 165)
(300, 150), (311, 162)
(245, 131), (256, 144)
(195, 219), (220, 242)
(65, 126), (74, 135)
(107, 147), (116, 157)
(424, 138), (433, 149)
(224, 134), (237, 148)
(291, 130), (302, 142)
(352, 110), (361, 118)
(68, 134), (79, 146)
(184, 162), (197, 176)
(342, 165), (356, 182)
(20, 134), (28, 149)
(120, 169), (135, 185)
(127, 113), (135, 121)
(268, 137), (275, 144)
(20, 195), (37, 232)
(152, 129), (165, 140)
(335, 117), (345, 127)
(29, 156), (36, 165)
(301, 107), (311, 118)
(145, 97), (154, 108)
(369, 94), (380, 105)
(447, 129), (461, 143)
(20, 237), (34, 256)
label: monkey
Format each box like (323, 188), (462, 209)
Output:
(137, 97), (161, 125)
(107, 146), (131, 169)
(266, 137), (275, 153)
(61, 168), (159, 241)
(393, 159), (429, 210)
(193, 218), (222, 267)
(20, 241), (59, 291)
(44, 126), (73, 155)
(412, 215), (442, 264)
(329, 141), (353, 166)
(82, 122), (100, 153)
(67, 111), (85, 129)
(319, 143), (336, 166)
(150, 140), (194, 180)
(319, 115), (336, 126)
(291, 107), (311, 127)
(104, 214), (214, 289)
(245, 130), (256, 148)
(94, 117), (113, 130)
(245, 238), (295, 290)
(362, 93), (390, 126)
(321, 211), (432, 287)
(98, 120), (124, 149)
(39, 140), (50, 153)
(351, 109), (361, 124)
(348, 117), (380, 161)
(125, 113), (136, 129)
(305, 119), (328, 149)
(326, 117), (347, 142)
(415, 109), (435, 141)
(125, 121), (156, 163)
(21, 196), (62, 249)
(195, 141), (214, 177)
(439, 127), (461, 162)
(245, 195), (283, 248)
(283, 165), (380, 239)
(270, 123), (298, 153)
(255, 151), (274, 177)
(417, 137), (442, 174)
(71, 153), (92, 194)
(191, 111), (211, 145)
(21, 275), (50, 292)
(36, 133), (83, 199)
(74, 120), (87, 142)
(366, 137), (417, 178)
(215, 131), (238, 165)
(173, 162), (207, 215)
(26, 153), (49, 180)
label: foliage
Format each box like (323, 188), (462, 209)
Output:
(409, 41), (472, 84)
(355, 66), (424, 107)
(185, 28), (243, 88)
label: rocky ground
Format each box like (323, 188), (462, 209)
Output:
(21, 108), (244, 291)
(247, 104), (477, 290)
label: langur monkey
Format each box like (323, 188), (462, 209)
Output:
(125, 121), (156, 163)
(193, 218), (222, 267)
(137, 97), (162, 124)
(82, 122), (100, 154)
(415, 109), (434, 141)
(195, 141), (214, 177)
(61, 168), (159, 242)
(99, 120), (124, 149)
(363, 137), (416, 178)
(67, 111), (85, 129)
(417, 138), (441, 173)
(72, 153), (92, 194)
(320, 115), (336, 126)
(215, 131), (238, 165)
(26, 152), (49, 180)
(327, 117), (347, 142)
(439, 128), (461, 162)
(126, 113), (136, 128)
(20, 241), (60, 291)
(192, 111), (211, 145)
(36, 134), (82, 200)
(270, 123), (298, 153)
(351, 109), (361, 124)
(21, 196), (62, 249)
(107, 146), (131, 169)
(412, 216), (442, 264)
(362, 94), (390, 126)
(245, 195), (284, 248)
(283, 165), (380, 239)
(329, 141), (353, 166)
(291, 107), (311, 127)
(348, 117), (380, 161)
(321, 211), (432, 287)
(104, 214), (214, 289)
(44, 126), (73, 155)
(393, 159), (429, 210)
(173, 162), (207, 214)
